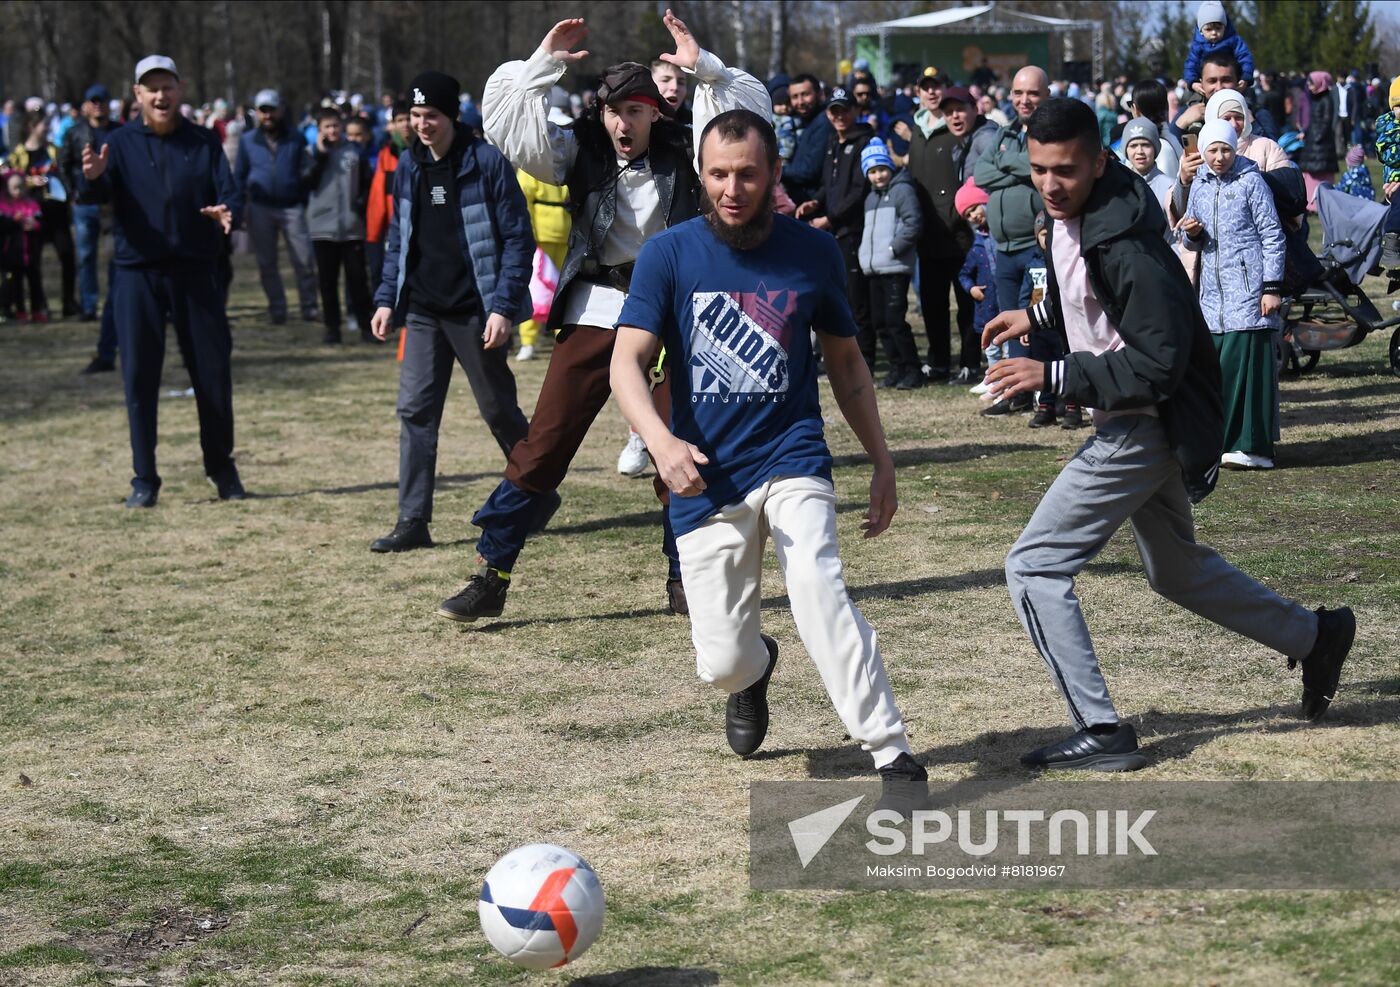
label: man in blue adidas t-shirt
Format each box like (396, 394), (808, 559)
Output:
(611, 109), (926, 808)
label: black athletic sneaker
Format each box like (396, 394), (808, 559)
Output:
(1020, 724), (1148, 771)
(80, 356), (115, 375)
(1297, 606), (1356, 721)
(876, 752), (929, 817)
(667, 577), (689, 616)
(944, 367), (976, 386)
(981, 393), (1034, 416)
(1028, 404), (1057, 428)
(370, 518), (433, 553)
(1060, 406), (1085, 430)
(896, 369), (925, 390)
(726, 635), (778, 756)
(436, 567), (509, 623)
(124, 487), (158, 509)
(878, 369), (901, 389)
(212, 465), (247, 500)
(322, 327), (342, 345)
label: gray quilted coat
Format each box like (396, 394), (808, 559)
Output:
(857, 169), (922, 276)
(1182, 155), (1286, 333)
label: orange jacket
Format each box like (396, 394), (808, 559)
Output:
(365, 142), (401, 244)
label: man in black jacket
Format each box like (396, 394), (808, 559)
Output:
(982, 99), (1356, 772)
(780, 74), (832, 204)
(796, 88), (875, 367)
(79, 55), (244, 508)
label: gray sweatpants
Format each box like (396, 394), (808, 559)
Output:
(246, 202), (318, 320)
(1005, 414), (1319, 729)
(396, 312), (529, 522)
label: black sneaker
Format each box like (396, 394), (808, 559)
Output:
(667, 577), (689, 616)
(529, 490), (562, 534)
(1061, 406), (1085, 430)
(726, 635), (778, 756)
(322, 327), (342, 345)
(1028, 405), (1057, 428)
(875, 752), (929, 817)
(436, 567), (509, 623)
(124, 487), (158, 509)
(896, 369), (925, 390)
(1296, 606), (1356, 721)
(878, 369), (901, 389)
(1008, 391), (1033, 413)
(923, 365), (950, 383)
(980, 397), (1016, 417)
(212, 465), (247, 500)
(370, 518), (433, 553)
(269, 312), (288, 326)
(1020, 724), (1148, 771)
(80, 356), (115, 375)
(944, 367), (976, 386)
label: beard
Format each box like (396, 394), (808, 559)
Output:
(701, 179), (776, 251)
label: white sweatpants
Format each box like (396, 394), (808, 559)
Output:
(676, 475), (911, 769)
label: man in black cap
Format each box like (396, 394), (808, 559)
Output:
(62, 83), (121, 372)
(435, 8), (768, 624)
(794, 87), (877, 369)
(78, 55), (244, 508)
(367, 69), (536, 554)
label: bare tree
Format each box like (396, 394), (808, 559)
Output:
(728, 0), (747, 71)
(221, 0), (238, 104)
(768, 1), (787, 80)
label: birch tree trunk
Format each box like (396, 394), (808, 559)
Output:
(767, 0), (786, 80)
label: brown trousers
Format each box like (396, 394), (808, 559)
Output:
(504, 323), (671, 507)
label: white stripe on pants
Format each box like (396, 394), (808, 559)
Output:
(676, 475), (911, 769)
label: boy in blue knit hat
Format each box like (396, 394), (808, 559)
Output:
(856, 138), (924, 389)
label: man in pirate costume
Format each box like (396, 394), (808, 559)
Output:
(436, 9), (769, 623)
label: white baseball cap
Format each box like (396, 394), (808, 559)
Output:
(134, 55), (180, 84)
(254, 89), (281, 110)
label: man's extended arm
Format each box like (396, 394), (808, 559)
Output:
(817, 332), (897, 538)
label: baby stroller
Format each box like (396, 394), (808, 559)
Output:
(1278, 184), (1400, 377)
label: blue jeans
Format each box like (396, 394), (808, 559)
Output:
(73, 204), (102, 315)
(992, 245), (1035, 359)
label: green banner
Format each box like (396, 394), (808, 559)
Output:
(855, 32), (1051, 87)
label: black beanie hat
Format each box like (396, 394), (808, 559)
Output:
(596, 62), (668, 114)
(408, 71), (459, 119)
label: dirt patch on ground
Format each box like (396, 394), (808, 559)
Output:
(69, 904), (233, 975)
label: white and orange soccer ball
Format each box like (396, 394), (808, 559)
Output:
(478, 843), (605, 969)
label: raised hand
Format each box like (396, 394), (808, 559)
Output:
(657, 8), (700, 71)
(82, 143), (110, 181)
(542, 18), (589, 64)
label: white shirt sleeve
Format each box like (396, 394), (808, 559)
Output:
(685, 49), (774, 171)
(483, 48), (579, 185)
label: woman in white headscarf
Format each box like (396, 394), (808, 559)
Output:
(1204, 89), (1291, 173)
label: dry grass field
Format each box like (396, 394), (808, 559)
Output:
(2, 252), (1399, 986)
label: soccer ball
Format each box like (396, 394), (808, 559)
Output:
(478, 843), (605, 969)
